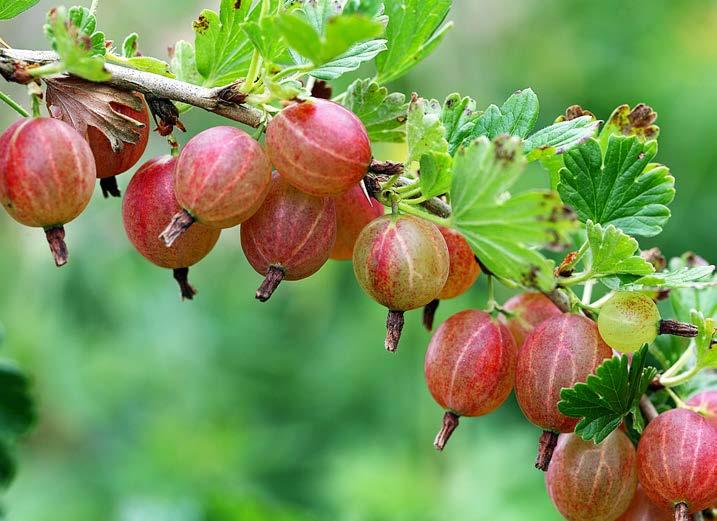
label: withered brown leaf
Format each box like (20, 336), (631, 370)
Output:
(45, 76), (146, 152)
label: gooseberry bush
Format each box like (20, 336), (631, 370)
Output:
(0, 0), (716, 519)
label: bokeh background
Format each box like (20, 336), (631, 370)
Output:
(0, 1), (716, 520)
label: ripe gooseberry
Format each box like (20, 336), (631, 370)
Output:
(545, 430), (637, 521)
(424, 310), (516, 450)
(86, 94), (150, 198)
(122, 156), (220, 299)
(266, 98), (372, 196)
(330, 183), (384, 261)
(616, 486), (673, 521)
(597, 292), (660, 353)
(636, 408), (717, 520)
(352, 214), (449, 352)
(514, 313), (612, 470)
(687, 391), (717, 427)
(422, 227), (480, 331)
(0, 118), (95, 266)
(160, 126), (271, 246)
(499, 292), (561, 347)
(241, 173), (336, 302)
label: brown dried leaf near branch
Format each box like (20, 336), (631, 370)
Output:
(45, 77), (146, 152)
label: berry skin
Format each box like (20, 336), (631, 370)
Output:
(499, 292), (562, 347)
(616, 486), (673, 521)
(546, 430), (638, 521)
(122, 156), (220, 299)
(514, 313), (612, 470)
(637, 408), (717, 518)
(0, 118), (95, 266)
(241, 173), (336, 302)
(87, 95), (150, 198)
(161, 126), (271, 246)
(597, 292), (660, 353)
(330, 183), (384, 261)
(687, 391), (717, 427)
(352, 214), (449, 352)
(266, 98), (372, 196)
(422, 227), (481, 331)
(424, 310), (516, 450)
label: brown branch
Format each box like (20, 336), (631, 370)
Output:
(0, 48), (263, 128)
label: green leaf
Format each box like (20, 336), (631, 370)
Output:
(524, 116), (600, 159)
(193, 0), (256, 86)
(451, 137), (576, 291)
(558, 136), (675, 237)
(43, 6), (110, 81)
(670, 255), (717, 322)
(277, 12), (384, 66)
(441, 93), (480, 156)
(0, 361), (35, 439)
(599, 103), (659, 151)
(0, 439), (16, 489)
(122, 33), (138, 58)
(558, 345), (658, 443)
(693, 311), (717, 369)
(342, 79), (407, 142)
(0, 0), (39, 20)
(242, 16), (287, 64)
(586, 221), (655, 279)
(618, 266), (716, 291)
(125, 56), (173, 77)
(419, 151), (452, 199)
(406, 96), (448, 165)
(343, 0), (384, 18)
(470, 89), (539, 140)
(375, 0), (452, 84)
(310, 39), (387, 80)
(171, 40), (202, 86)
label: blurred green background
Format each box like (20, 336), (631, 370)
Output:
(0, 1), (716, 520)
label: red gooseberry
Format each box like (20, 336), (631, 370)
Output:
(616, 485), (673, 521)
(514, 313), (612, 470)
(266, 98), (372, 196)
(422, 227), (481, 331)
(241, 173), (336, 302)
(0, 118), (95, 266)
(499, 292), (561, 347)
(424, 310), (516, 450)
(687, 391), (717, 427)
(352, 214), (449, 352)
(122, 156), (220, 299)
(330, 182), (384, 261)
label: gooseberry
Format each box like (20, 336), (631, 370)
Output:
(546, 430), (637, 521)
(265, 98), (372, 196)
(424, 310), (516, 450)
(330, 182), (384, 261)
(687, 391), (717, 427)
(636, 408), (717, 519)
(160, 126), (271, 246)
(423, 227), (480, 331)
(122, 156), (220, 299)
(597, 292), (660, 353)
(514, 313), (612, 470)
(352, 214), (449, 352)
(0, 118), (95, 266)
(616, 486), (673, 521)
(241, 173), (336, 302)
(499, 292), (561, 347)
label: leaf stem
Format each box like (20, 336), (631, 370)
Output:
(28, 61), (66, 78)
(581, 280), (594, 305)
(397, 202), (450, 227)
(661, 343), (694, 380)
(0, 90), (29, 117)
(664, 387), (687, 408)
(240, 0), (270, 94)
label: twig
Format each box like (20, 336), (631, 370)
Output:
(365, 169), (452, 219)
(0, 48), (263, 127)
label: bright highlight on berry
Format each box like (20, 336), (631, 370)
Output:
(597, 292), (660, 353)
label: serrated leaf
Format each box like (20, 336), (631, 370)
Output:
(125, 56), (173, 77)
(343, 0), (384, 18)
(310, 38), (386, 79)
(406, 96), (447, 164)
(693, 311), (717, 369)
(375, 0), (452, 84)
(586, 221), (655, 279)
(620, 266), (716, 291)
(343, 79), (407, 142)
(242, 16), (287, 64)
(524, 116), (600, 158)
(558, 136), (675, 237)
(599, 103), (659, 151)
(558, 345), (657, 443)
(670, 256), (717, 322)
(419, 151), (452, 199)
(441, 93), (479, 156)
(0, 361), (35, 439)
(171, 40), (202, 86)
(193, 0), (257, 86)
(122, 33), (138, 58)
(0, 0), (39, 19)
(451, 137), (576, 291)
(469, 89), (539, 141)
(46, 77), (146, 152)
